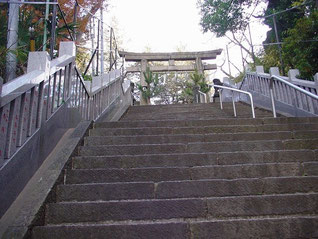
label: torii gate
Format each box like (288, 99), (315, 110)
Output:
(119, 49), (222, 105)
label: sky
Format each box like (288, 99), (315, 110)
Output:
(105, 0), (270, 80)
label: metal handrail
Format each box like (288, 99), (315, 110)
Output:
(209, 84), (255, 118)
(270, 75), (318, 117)
(198, 90), (207, 103)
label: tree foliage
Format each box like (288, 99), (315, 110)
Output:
(137, 67), (163, 104)
(261, 0), (317, 79)
(182, 69), (211, 103)
(154, 72), (189, 104)
(282, 10), (318, 79)
(198, 0), (254, 37)
(198, 0), (318, 80)
(0, 0), (107, 80)
(59, 0), (107, 42)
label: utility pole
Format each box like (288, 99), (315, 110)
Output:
(96, 20), (100, 75)
(100, 5), (104, 85)
(49, 0), (57, 59)
(240, 45), (245, 71)
(109, 28), (113, 71)
(247, 23), (256, 65)
(6, 0), (20, 82)
(73, 1), (78, 41)
(226, 44), (232, 77)
(272, 15), (285, 75)
(43, 0), (50, 51)
(90, 18), (96, 76)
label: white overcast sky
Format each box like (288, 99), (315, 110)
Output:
(105, 0), (269, 79)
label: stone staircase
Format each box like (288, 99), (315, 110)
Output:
(32, 103), (318, 238)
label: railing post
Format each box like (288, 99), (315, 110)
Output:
(269, 68), (280, 118)
(219, 90), (223, 110)
(59, 41), (76, 57)
(256, 66), (264, 74)
(248, 93), (256, 119)
(269, 67), (280, 76)
(0, 77), (3, 106)
(59, 42), (76, 100)
(314, 73), (318, 94)
(194, 85), (200, 103)
(27, 51), (51, 126)
(288, 69), (300, 110)
(231, 91), (237, 117)
(288, 69), (300, 82)
(269, 77), (277, 118)
(255, 66), (265, 95)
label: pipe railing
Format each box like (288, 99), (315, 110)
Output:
(209, 84), (255, 118)
(198, 90), (207, 103)
(270, 75), (318, 117)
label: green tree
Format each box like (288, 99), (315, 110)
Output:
(0, 1), (109, 81)
(198, 0), (254, 37)
(282, 10), (318, 79)
(154, 72), (190, 104)
(198, 0), (317, 80)
(137, 67), (163, 104)
(263, 0), (316, 44)
(182, 69), (211, 103)
(260, 1), (317, 79)
(198, 0), (260, 77)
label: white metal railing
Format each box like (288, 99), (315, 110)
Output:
(198, 90), (207, 103)
(74, 67), (124, 121)
(243, 71), (318, 117)
(0, 50), (74, 163)
(209, 84), (255, 118)
(0, 42), (126, 167)
(270, 75), (318, 117)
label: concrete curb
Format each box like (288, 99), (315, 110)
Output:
(0, 121), (92, 239)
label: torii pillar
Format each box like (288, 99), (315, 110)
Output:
(140, 59), (148, 105)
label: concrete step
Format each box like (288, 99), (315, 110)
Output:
(72, 150), (317, 169)
(95, 117), (318, 128)
(121, 105), (274, 119)
(64, 162), (313, 184)
(89, 123), (318, 136)
(122, 103), (269, 114)
(122, 103), (242, 113)
(206, 193), (318, 218)
(32, 216), (318, 239)
(121, 105), (273, 120)
(45, 193), (318, 225)
(30, 98), (318, 239)
(32, 221), (189, 239)
(57, 176), (318, 202)
(189, 216), (318, 239)
(78, 139), (318, 156)
(121, 112), (273, 121)
(46, 198), (207, 224)
(84, 131), (318, 146)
